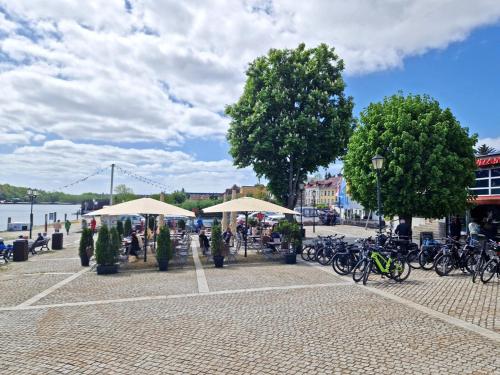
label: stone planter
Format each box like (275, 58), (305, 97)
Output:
(158, 258), (169, 271)
(96, 264), (118, 275)
(213, 255), (225, 268)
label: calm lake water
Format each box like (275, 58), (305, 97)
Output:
(0, 204), (81, 231)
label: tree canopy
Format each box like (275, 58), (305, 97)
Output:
(343, 93), (477, 222)
(475, 144), (496, 156)
(226, 43), (354, 208)
(114, 184), (135, 203)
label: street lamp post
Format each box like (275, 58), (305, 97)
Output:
(312, 190), (316, 234)
(299, 183), (305, 238)
(27, 188), (38, 239)
(371, 154), (385, 233)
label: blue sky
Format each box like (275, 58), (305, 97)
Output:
(346, 24), (500, 141)
(0, 1), (499, 194)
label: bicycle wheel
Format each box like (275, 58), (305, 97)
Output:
(419, 250), (434, 270)
(480, 259), (498, 284)
(300, 246), (311, 261)
(407, 249), (421, 269)
(332, 253), (353, 275)
(472, 256), (484, 283)
(464, 253), (476, 274)
(390, 258), (411, 282)
(307, 246), (317, 261)
(362, 260), (372, 285)
(317, 249), (331, 266)
(435, 254), (453, 277)
(353, 258), (368, 283)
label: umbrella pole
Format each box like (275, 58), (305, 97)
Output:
(144, 214), (148, 262)
(245, 212), (248, 258)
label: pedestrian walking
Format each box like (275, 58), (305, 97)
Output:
(64, 220), (71, 235)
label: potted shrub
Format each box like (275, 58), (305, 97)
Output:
(124, 218), (132, 236)
(156, 226), (173, 271)
(95, 225), (119, 275)
(277, 221), (298, 264)
(211, 224), (225, 268)
(116, 220), (124, 238)
(78, 228), (94, 267)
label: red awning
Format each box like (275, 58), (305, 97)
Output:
(476, 156), (500, 167)
(471, 195), (500, 205)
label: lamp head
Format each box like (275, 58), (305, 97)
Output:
(371, 154), (385, 170)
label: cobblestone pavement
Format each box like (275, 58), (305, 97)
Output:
(0, 229), (499, 374)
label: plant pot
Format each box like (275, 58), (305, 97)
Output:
(158, 258), (169, 271)
(80, 254), (90, 267)
(284, 253), (297, 264)
(96, 264), (118, 275)
(213, 255), (225, 268)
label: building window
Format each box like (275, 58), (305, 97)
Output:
(471, 189), (489, 196)
(475, 170), (489, 179)
(492, 188), (500, 195)
(475, 179), (489, 188)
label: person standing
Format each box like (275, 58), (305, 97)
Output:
(395, 218), (411, 240)
(64, 220), (71, 235)
(53, 220), (62, 233)
(450, 216), (461, 241)
(90, 217), (97, 235)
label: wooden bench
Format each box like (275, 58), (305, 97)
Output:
(30, 238), (50, 254)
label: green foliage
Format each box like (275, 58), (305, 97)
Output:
(78, 228), (94, 257)
(124, 218), (132, 236)
(210, 224), (223, 256)
(166, 190), (188, 204)
(114, 184), (136, 203)
(156, 226), (173, 260)
(177, 219), (186, 230)
(475, 144), (496, 156)
(178, 198), (222, 212)
(276, 220), (302, 248)
(343, 93), (477, 220)
(95, 225), (118, 266)
(226, 43), (354, 208)
(116, 220), (124, 238)
(110, 227), (121, 257)
(248, 217), (258, 227)
(0, 183), (107, 203)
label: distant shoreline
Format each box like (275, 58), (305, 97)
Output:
(0, 202), (79, 205)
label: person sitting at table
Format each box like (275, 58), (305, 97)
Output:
(270, 225), (281, 241)
(130, 231), (141, 259)
(223, 227), (233, 246)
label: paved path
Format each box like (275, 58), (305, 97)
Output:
(0, 229), (498, 374)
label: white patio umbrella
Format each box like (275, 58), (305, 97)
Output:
(203, 197), (299, 257)
(86, 198), (194, 262)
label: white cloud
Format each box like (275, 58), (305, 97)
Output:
(0, 1), (499, 191)
(0, 0), (499, 146)
(0, 140), (256, 193)
(478, 137), (500, 152)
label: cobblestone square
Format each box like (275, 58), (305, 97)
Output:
(0, 229), (498, 374)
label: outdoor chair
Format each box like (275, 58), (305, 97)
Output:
(227, 243), (239, 263)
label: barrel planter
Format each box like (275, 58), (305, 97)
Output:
(96, 264), (118, 275)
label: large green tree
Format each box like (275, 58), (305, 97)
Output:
(226, 43), (354, 208)
(343, 94), (477, 224)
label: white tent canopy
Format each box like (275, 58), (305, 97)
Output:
(85, 197), (195, 217)
(202, 197), (299, 215)
(203, 197), (299, 257)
